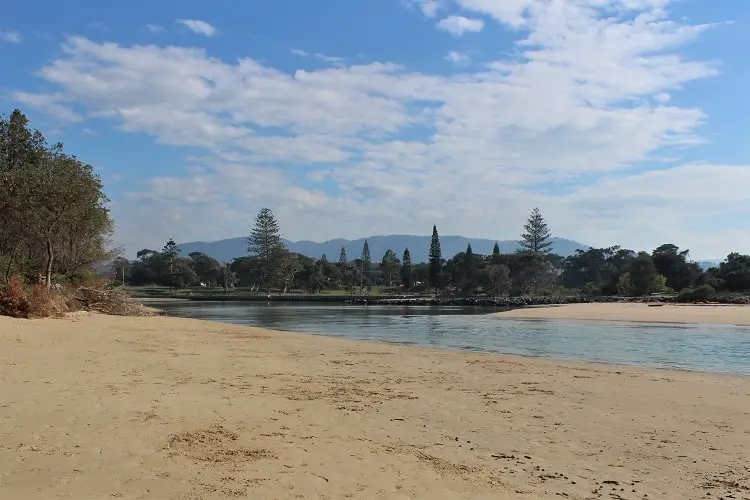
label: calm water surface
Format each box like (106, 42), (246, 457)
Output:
(155, 301), (750, 376)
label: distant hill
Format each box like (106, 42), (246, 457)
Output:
(177, 235), (589, 263)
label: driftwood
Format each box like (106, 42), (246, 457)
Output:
(73, 286), (161, 316)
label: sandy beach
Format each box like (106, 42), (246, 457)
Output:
(1, 314), (749, 500)
(496, 302), (750, 325)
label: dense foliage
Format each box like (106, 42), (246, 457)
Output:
(1, 109), (113, 287)
(119, 206), (750, 298)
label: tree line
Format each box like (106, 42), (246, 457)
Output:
(1, 109), (113, 287)
(117, 206), (750, 299)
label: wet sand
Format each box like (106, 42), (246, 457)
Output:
(495, 302), (750, 325)
(1, 313), (748, 499)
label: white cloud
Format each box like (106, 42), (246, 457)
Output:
(176, 19), (216, 37)
(147, 25), (164, 33)
(437, 15), (485, 36)
(445, 51), (471, 64)
(408, 0), (442, 18)
(0, 30), (22, 44)
(291, 48), (345, 66)
(14, 1), (741, 259)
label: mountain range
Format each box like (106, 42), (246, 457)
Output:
(177, 235), (590, 263)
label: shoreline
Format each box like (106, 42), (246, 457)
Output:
(2, 314), (749, 499)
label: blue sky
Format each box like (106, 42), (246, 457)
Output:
(1, 0), (749, 259)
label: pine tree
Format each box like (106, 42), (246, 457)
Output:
(338, 247), (347, 267)
(162, 238), (180, 275)
(320, 253), (328, 263)
(428, 225), (442, 293)
(463, 243), (475, 291)
(519, 207), (553, 254)
(400, 247), (413, 289)
(492, 242), (500, 256)
(247, 208), (285, 291)
(361, 240), (371, 271)
(337, 246), (349, 289)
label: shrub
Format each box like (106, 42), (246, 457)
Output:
(27, 284), (57, 317)
(0, 276), (30, 318)
(616, 272), (634, 296)
(0, 275), (67, 318)
(677, 284), (716, 302)
(651, 274), (668, 294)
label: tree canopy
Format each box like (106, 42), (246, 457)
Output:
(519, 208), (553, 254)
(1, 109), (113, 287)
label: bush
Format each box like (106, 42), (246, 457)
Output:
(651, 274), (668, 294)
(0, 276), (65, 318)
(616, 272), (634, 296)
(0, 276), (29, 317)
(677, 284), (716, 302)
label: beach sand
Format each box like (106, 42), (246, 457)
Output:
(495, 302), (750, 325)
(1, 313), (748, 499)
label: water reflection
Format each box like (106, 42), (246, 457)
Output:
(155, 301), (750, 376)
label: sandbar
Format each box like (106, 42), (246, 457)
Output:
(495, 302), (750, 325)
(1, 313), (748, 499)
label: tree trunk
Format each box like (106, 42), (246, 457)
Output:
(4, 241), (19, 282)
(45, 237), (54, 288)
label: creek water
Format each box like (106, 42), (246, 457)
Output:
(154, 301), (750, 375)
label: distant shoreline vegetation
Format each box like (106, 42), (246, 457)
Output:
(118, 207), (750, 303)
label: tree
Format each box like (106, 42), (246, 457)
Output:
(0, 109), (47, 281)
(189, 252), (222, 286)
(162, 238), (180, 275)
(519, 207), (553, 254)
(338, 247), (347, 267)
(495, 252), (553, 295)
(561, 246), (634, 295)
(428, 225), (442, 294)
(625, 252), (665, 296)
(359, 240), (372, 292)
(400, 248), (413, 289)
(361, 240), (371, 271)
(651, 244), (701, 291)
(337, 246), (349, 289)
(247, 208), (285, 292)
(716, 253), (750, 292)
(616, 272), (635, 296)
(462, 243), (476, 292)
(276, 250), (302, 294)
(380, 249), (400, 291)
(492, 242), (501, 258)
(0, 111), (113, 288)
(480, 263), (510, 297)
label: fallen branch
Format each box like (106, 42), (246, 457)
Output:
(73, 286), (162, 317)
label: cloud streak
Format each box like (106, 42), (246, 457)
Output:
(176, 19), (216, 37)
(0, 29), (22, 44)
